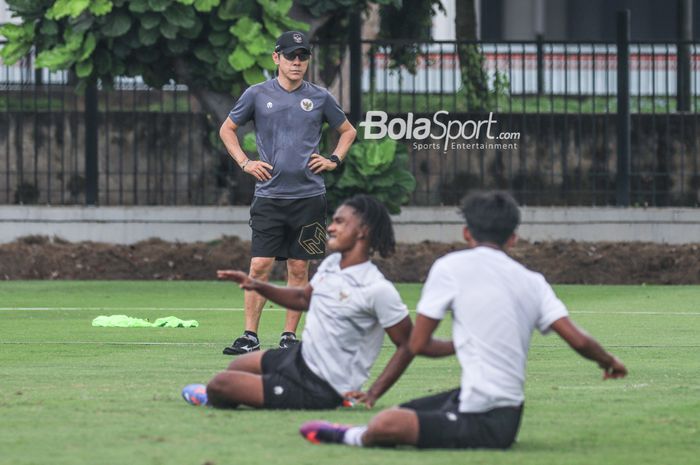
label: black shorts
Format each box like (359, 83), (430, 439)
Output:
(260, 343), (343, 410)
(250, 194), (326, 260)
(400, 389), (523, 449)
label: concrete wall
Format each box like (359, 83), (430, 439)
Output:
(1, 206), (699, 244)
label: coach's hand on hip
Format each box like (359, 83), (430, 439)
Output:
(243, 160), (273, 181)
(308, 153), (338, 174)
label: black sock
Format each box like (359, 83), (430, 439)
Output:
(281, 331), (296, 338)
(244, 330), (258, 340)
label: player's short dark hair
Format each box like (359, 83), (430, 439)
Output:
(342, 195), (396, 258)
(460, 190), (520, 246)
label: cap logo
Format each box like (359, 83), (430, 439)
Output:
(293, 33), (303, 43)
(301, 99), (313, 111)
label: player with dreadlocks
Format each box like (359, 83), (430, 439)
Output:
(182, 195), (416, 410)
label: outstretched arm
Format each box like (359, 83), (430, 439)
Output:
(217, 270), (312, 311)
(409, 314), (455, 357)
(550, 317), (627, 379)
(345, 316), (414, 408)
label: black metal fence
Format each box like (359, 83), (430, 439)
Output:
(2, 28), (700, 207)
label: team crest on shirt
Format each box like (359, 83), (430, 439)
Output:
(300, 99), (314, 111)
(266, 101), (273, 109)
(339, 290), (349, 301)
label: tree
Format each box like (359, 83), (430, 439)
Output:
(455, 0), (491, 111)
(0, 0), (430, 121)
(1, 0), (311, 120)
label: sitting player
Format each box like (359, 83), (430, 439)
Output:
(300, 190), (628, 449)
(182, 195), (414, 410)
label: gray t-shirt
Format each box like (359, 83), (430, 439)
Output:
(228, 78), (347, 199)
(301, 253), (409, 396)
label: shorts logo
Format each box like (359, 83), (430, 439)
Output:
(301, 99), (313, 111)
(298, 222), (326, 255)
(273, 386), (284, 396)
(446, 412), (458, 422)
(293, 33), (303, 43)
(267, 101), (273, 109)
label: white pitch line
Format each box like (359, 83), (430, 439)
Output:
(571, 311), (700, 315)
(1, 341), (697, 348)
(0, 341), (218, 345)
(1, 308), (700, 316)
(0, 307), (282, 311)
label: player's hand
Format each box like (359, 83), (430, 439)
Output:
(308, 153), (337, 174)
(243, 160), (273, 181)
(602, 356), (628, 380)
(216, 270), (256, 290)
(343, 390), (377, 409)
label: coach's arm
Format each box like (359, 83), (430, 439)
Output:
(308, 120), (357, 174)
(217, 270), (312, 311)
(219, 118), (273, 182)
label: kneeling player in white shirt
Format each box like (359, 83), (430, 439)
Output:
(186, 195), (413, 410)
(300, 190), (628, 449)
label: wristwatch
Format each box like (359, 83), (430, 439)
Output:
(329, 154), (342, 166)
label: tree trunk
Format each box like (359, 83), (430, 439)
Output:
(288, 3), (332, 38)
(191, 87), (235, 125)
(456, 0), (491, 112)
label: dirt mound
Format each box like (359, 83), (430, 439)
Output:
(1, 236), (699, 284)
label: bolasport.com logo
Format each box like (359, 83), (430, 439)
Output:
(359, 111), (520, 152)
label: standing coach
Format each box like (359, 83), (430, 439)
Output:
(219, 31), (357, 355)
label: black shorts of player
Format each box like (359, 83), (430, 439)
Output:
(250, 194), (326, 261)
(400, 388), (523, 449)
(260, 343), (343, 410)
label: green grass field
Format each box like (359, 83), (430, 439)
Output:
(1, 282), (699, 465)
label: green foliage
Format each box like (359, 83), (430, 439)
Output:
(378, 0), (444, 73)
(0, 0), (303, 90)
(298, 0), (396, 17)
(0, 22), (34, 63)
(457, 43), (501, 112)
(242, 131), (257, 152)
(324, 137), (415, 214)
(46, 0), (91, 20)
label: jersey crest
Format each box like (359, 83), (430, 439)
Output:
(301, 98), (314, 111)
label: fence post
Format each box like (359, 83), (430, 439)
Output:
(616, 10), (631, 207)
(349, 11), (362, 125)
(677, 0), (692, 112)
(85, 81), (98, 205)
(536, 33), (544, 95)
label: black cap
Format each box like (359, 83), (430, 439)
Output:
(275, 31), (311, 54)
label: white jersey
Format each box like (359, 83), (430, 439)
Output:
(301, 253), (409, 395)
(417, 247), (569, 413)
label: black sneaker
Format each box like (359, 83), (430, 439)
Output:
(223, 333), (260, 355)
(279, 332), (299, 349)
